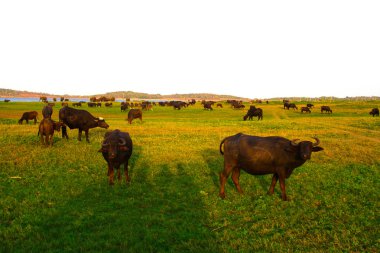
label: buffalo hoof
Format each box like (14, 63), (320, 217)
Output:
(219, 193), (226, 199)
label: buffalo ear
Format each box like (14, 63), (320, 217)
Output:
(312, 146), (324, 152)
(119, 146), (129, 151)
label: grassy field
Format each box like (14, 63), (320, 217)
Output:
(0, 100), (379, 252)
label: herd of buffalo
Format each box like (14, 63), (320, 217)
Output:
(13, 99), (379, 200)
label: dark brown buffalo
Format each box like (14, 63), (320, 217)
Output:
(219, 133), (323, 200)
(99, 129), (133, 185)
(243, 106), (263, 120)
(307, 103), (314, 108)
(203, 102), (213, 110)
(42, 105), (53, 118)
(284, 103), (298, 110)
(59, 106), (109, 142)
(127, 109), (142, 124)
(4, 99), (10, 102)
(301, 107), (311, 113)
(72, 102), (82, 107)
(121, 103), (129, 112)
(38, 118), (64, 146)
(217, 103), (223, 108)
(18, 111), (38, 124)
(321, 106), (332, 113)
(369, 108), (379, 117)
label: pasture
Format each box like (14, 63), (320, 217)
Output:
(0, 100), (379, 252)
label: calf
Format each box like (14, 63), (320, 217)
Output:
(127, 109), (142, 124)
(38, 118), (63, 146)
(42, 105), (53, 118)
(18, 111), (38, 124)
(99, 129), (133, 185)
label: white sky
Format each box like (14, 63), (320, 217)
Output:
(0, 0), (379, 98)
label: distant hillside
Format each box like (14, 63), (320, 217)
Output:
(0, 88), (248, 101)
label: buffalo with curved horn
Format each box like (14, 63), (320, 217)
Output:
(219, 133), (323, 200)
(99, 129), (133, 185)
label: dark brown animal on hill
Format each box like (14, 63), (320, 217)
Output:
(219, 133), (323, 200)
(307, 103), (314, 108)
(127, 109), (142, 124)
(59, 106), (109, 142)
(301, 107), (311, 113)
(321, 106), (332, 113)
(217, 103), (223, 108)
(4, 99), (10, 102)
(243, 106), (263, 120)
(99, 129), (133, 185)
(369, 108), (379, 117)
(72, 102), (82, 107)
(38, 118), (64, 146)
(18, 111), (38, 124)
(42, 105), (53, 119)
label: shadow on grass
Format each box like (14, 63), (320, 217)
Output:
(17, 150), (219, 252)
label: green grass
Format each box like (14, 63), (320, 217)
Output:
(0, 100), (379, 252)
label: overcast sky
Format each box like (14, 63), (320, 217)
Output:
(0, 0), (379, 98)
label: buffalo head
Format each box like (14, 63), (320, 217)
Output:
(99, 136), (128, 159)
(289, 137), (323, 160)
(96, 117), (109, 129)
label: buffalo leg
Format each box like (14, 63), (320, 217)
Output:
(117, 166), (121, 181)
(124, 161), (130, 183)
(108, 165), (114, 185)
(78, 129), (82, 141)
(62, 125), (68, 139)
(268, 174), (278, 195)
(85, 130), (90, 143)
(231, 168), (243, 194)
(279, 175), (287, 201)
(219, 162), (234, 199)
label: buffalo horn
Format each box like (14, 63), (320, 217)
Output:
(119, 138), (126, 146)
(312, 137), (320, 147)
(290, 139), (300, 146)
(102, 140), (109, 147)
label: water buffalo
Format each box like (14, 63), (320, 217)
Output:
(243, 106), (263, 120)
(203, 102), (213, 110)
(127, 109), (142, 124)
(219, 133), (323, 200)
(307, 103), (314, 108)
(99, 129), (133, 185)
(321, 106), (332, 114)
(18, 111), (38, 124)
(38, 118), (64, 146)
(59, 106), (109, 142)
(284, 103), (298, 110)
(42, 105), (53, 119)
(301, 107), (311, 113)
(369, 108), (379, 117)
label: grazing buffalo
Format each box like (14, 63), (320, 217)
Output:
(18, 111), (38, 124)
(243, 106), (263, 120)
(99, 129), (133, 185)
(301, 107), (311, 113)
(121, 103), (129, 112)
(216, 103), (223, 108)
(219, 133), (323, 200)
(284, 103), (298, 110)
(72, 102), (82, 107)
(369, 108), (379, 117)
(38, 118), (63, 146)
(4, 99), (10, 102)
(127, 109), (142, 124)
(105, 102), (113, 107)
(42, 105), (53, 119)
(307, 103), (314, 108)
(59, 106), (109, 142)
(321, 106), (332, 114)
(204, 102), (213, 110)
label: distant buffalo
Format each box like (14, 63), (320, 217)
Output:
(243, 106), (263, 120)
(127, 109), (142, 124)
(321, 106), (332, 114)
(369, 108), (379, 117)
(18, 111), (38, 124)
(301, 107), (311, 113)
